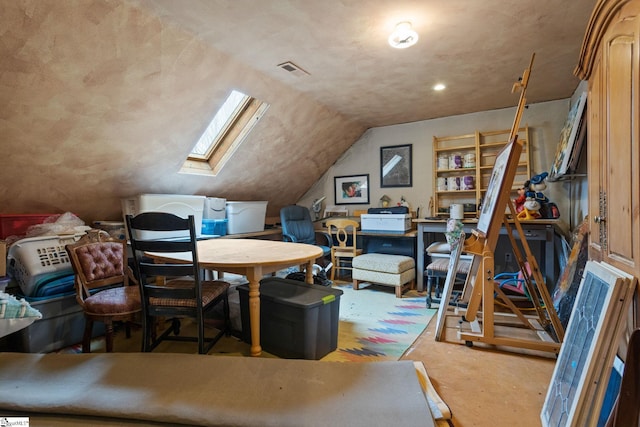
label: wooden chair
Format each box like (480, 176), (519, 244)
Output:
(65, 230), (141, 353)
(125, 212), (231, 354)
(326, 218), (362, 281)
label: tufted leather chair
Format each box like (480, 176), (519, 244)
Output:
(66, 230), (141, 352)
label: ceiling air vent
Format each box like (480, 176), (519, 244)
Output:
(277, 61), (310, 77)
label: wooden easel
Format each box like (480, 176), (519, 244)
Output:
(456, 53), (564, 353)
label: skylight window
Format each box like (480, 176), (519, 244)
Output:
(182, 89), (268, 176)
(190, 90), (248, 158)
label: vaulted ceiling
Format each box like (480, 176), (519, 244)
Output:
(133, 0), (597, 126)
(1, 0), (596, 222)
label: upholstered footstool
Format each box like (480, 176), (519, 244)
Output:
(352, 253), (416, 298)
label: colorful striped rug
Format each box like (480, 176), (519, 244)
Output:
(322, 282), (436, 362)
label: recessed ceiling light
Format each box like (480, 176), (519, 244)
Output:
(433, 83), (446, 91)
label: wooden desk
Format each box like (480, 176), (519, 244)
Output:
(318, 225), (417, 266)
(219, 228), (282, 240)
(151, 239), (323, 357)
(414, 219), (564, 292)
(358, 229), (417, 251)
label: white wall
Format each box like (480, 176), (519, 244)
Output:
(300, 97), (587, 230)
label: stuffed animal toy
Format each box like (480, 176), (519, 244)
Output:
(513, 186), (528, 213)
(517, 197), (542, 220)
(528, 172), (549, 203)
(524, 172), (560, 218)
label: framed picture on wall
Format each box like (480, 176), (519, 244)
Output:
(380, 144), (412, 187)
(334, 174), (370, 205)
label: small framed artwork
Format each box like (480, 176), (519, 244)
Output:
(380, 144), (412, 187)
(334, 174), (370, 205)
(549, 92), (587, 180)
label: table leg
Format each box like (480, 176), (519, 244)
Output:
(305, 259), (314, 284)
(417, 224), (426, 291)
(247, 267), (263, 357)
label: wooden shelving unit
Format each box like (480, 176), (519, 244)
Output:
(432, 126), (530, 218)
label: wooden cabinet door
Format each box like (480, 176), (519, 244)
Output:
(591, 7), (640, 276)
(588, 57), (604, 261)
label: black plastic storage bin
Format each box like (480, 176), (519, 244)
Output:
(237, 277), (342, 360)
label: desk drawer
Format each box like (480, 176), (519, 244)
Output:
(499, 224), (549, 241)
(363, 236), (415, 258)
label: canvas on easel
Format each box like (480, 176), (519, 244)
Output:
(475, 140), (520, 237)
(457, 53), (564, 353)
(461, 145), (564, 352)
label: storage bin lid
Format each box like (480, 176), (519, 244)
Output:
(238, 278), (342, 308)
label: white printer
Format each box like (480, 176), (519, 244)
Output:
(360, 207), (411, 232)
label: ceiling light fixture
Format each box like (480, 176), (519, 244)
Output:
(388, 21), (419, 49)
(434, 83), (446, 91)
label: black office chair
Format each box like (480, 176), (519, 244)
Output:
(280, 205), (332, 266)
(125, 212), (231, 354)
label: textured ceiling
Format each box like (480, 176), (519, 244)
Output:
(132, 0), (597, 127)
(1, 0), (598, 222)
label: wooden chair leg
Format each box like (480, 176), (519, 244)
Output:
(426, 275), (434, 308)
(142, 316), (154, 352)
(197, 314), (206, 355)
(223, 294), (232, 336)
(82, 318), (93, 353)
(330, 255), (337, 281)
(105, 321), (114, 353)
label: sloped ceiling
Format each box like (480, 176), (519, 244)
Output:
(132, 0), (597, 126)
(1, 0), (596, 223)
